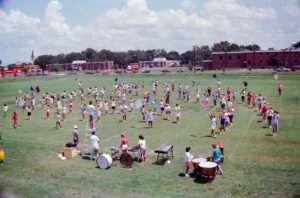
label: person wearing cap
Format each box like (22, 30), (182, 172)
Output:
(73, 125), (79, 150)
(212, 144), (223, 175)
(90, 131), (100, 158)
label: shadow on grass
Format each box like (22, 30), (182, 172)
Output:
(138, 121), (146, 123)
(200, 135), (215, 138)
(171, 121), (177, 124)
(262, 126), (269, 128)
(257, 120), (263, 123)
(152, 158), (168, 165)
(265, 134), (273, 136)
(190, 134), (197, 137)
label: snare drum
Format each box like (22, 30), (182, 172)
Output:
(96, 154), (113, 169)
(192, 158), (207, 170)
(199, 162), (217, 177)
(198, 155), (211, 162)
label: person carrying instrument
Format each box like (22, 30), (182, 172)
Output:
(212, 144), (223, 175)
(120, 134), (128, 154)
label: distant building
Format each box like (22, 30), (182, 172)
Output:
(46, 61), (113, 71)
(139, 58), (180, 68)
(203, 49), (300, 70)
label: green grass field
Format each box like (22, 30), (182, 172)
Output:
(0, 71), (300, 198)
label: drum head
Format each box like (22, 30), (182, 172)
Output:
(97, 155), (108, 169)
(192, 158), (207, 163)
(199, 161), (217, 168)
(120, 153), (133, 168)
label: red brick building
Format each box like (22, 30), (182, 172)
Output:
(46, 61), (113, 71)
(139, 58), (180, 68)
(203, 49), (300, 70)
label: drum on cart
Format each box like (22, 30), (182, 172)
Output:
(192, 158), (207, 170)
(96, 154), (113, 169)
(199, 162), (217, 177)
(120, 153), (133, 168)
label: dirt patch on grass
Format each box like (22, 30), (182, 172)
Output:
(260, 139), (300, 147)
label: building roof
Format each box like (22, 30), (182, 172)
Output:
(212, 49), (300, 55)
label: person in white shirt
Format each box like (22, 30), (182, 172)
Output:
(3, 104), (8, 117)
(87, 101), (95, 129)
(146, 108), (155, 128)
(185, 147), (193, 177)
(174, 104), (181, 123)
(73, 125), (79, 150)
(90, 131), (100, 158)
(138, 135), (146, 163)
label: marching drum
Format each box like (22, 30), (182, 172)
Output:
(96, 154), (113, 169)
(199, 162), (217, 177)
(198, 155), (211, 162)
(192, 158), (207, 170)
(120, 153), (133, 168)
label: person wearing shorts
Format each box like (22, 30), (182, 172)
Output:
(90, 131), (100, 158)
(12, 111), (19, 129)
(147, 108), (155, 128)
(174, 104), (181, 123)
(212, 144), (223, 175)
(267, 107), (273, 128)
(219, 112), (226, 135)
(209, 114), (217, 137)
(138, 135), (147, 163)
(185, 147), (193, 177)
(73, 125), (79, 150)
(272, 111), (279, 136)
(87, 101), (95, 129)
(120, 134), (128, 154)
(160, 99), (165, 116)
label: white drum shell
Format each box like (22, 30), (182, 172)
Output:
(97, 154), (112, 169)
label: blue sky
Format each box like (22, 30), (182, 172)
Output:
(0, 0), (299, 65)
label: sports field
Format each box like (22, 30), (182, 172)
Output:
(0, 71), (300, 198)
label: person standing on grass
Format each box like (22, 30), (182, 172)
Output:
(26, 106), (32, 120)
(3, 104), (8, 118)
(160, 99), (165, 116)
(247, 91), (252, 108)
(122, 103), (128, 122)
(232, 91), (236, 102)
(55, 112), (62, 130)
(171, 79), (175, 92)
(81, 102), (86, 121)
(257, 94), (262, 111)
(87, 101), (95, 129)
(212, 144), (223, 175)
(185, 147), (193, 177)
(90, 131), (100, 158)
(111, 98), (116, 115)
(62, 105), (67, 121)
(46, 105), (50, 119)
(178, 84), (182, 99)
(165, 104), (171, 121)
(252, 92), (257, 110)
(266, 106), (273, 129)
(141, 104), (146, 122)
(209, 113), (217, 137)
(138, 135), (146, 163)
(272, 111), (279, 136)
(213, 92), (218, 108)
(262, 103), (267, 123)
(130, 97), (134, 112)
(278, 83), (282, 96)
(146, 108), (155, 128)
(241, 88), (245, 104)
(219, 111), (226, 135)
(68, 100), (73, 113)
(12, 111), (19, 129)
(73, 125), (79, 150)
(174, 104), (181, 123)
(120, 134), (128, 154)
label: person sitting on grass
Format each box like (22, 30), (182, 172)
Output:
(90, 131), (100, 158)
(138, 135), (146, 163)
(212, 144), (223, 175)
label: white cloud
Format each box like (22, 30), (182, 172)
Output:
(282, 4), (300, 16)
(181, 0), (197, 10)
(0, 0), (299, 64)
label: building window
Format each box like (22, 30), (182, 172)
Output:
(295, 59), (298, 63)
(259, 53), (262, 55)
(259, 60), (262, 63)
(238, 55), (240, 60)
(229, 56), (231, 60)
(219, 56), (222, 60)
(248, 60), (251, 65)
(266, 53), (269, 55)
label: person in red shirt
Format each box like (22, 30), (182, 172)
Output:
(120, 134), (128, 154)
(12, 112), (19, 129)
(262, 103), (268, 123)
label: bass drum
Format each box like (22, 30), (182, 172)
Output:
(97, 154), (113, 169)
(120, 153), (133, 168)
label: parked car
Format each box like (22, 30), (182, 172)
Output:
(276, 67), (291, 72)
(176, 69), (186, 73)
(86, 71), (95, 75)
(102, 70), (111, 75)
(161, 69), (171, 74)
(291, 66), (300, 72)
(115, 70), (124, 74)
(142, 70), (151, 73)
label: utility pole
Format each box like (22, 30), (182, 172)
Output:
(193, 45), (196, 73)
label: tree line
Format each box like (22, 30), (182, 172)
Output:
(34, 41), (261, 69)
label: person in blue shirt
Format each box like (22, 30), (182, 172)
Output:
(212, 144), (223, 175)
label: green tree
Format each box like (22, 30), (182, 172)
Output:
(51, 64), (61, 72)
(293, 41), (300, 48)
(65, 52), (84, 63)
(268, 54), (281, 66)
(212, 41), (231, 52)
(166, 51), (181, 60)
(81, 48), (97, 61)
(34, 55), (54, 70)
